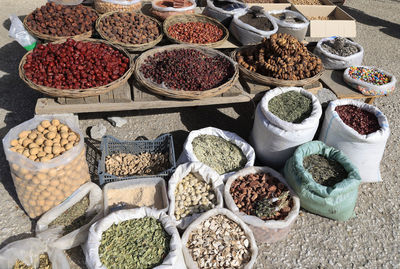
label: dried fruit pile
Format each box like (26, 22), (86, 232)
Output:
(23, 39), (130, 89)
(230, 173), (293, 220)
(187, 214), (251, 268)
(335, 105), (380, 135)
(25, 2), (98, 37)
(98, 12), (160, 45)
(140, 49), (234, 91)
(237, 33), (323, 80)
(168, 22), (223, 44)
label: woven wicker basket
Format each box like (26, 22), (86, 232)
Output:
(135, 44), (239, 100)
(232, 46), (325, 87)
(23, 7), (98, 42)
(163, 14), (229, 48)
(96, 11), (163, 52)
(19, 38), (134, 98)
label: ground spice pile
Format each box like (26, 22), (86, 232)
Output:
(335, 105), (380, 135)
(268, 91), (313, 123)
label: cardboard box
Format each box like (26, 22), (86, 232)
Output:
(289, 0), (333, 5)
(293, 5), (356, 37)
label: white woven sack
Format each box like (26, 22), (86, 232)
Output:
(177, 127), (255, 182)
(268, 9), (309, 29)
(181, 208), (258, 269)
(83, 207), (184, 269)
(36, 182), (103, 250)
(224, 166), (300, 243)
(250, 87), (322, 168)
(168, 162), (224, 230)
(152, 0), (196, 12)
(313, 37), (364, 70)
(204, 0), (247, 16)
(319, 99), (390, 182)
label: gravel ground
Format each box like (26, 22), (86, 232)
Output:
(0, 0), (399, 268)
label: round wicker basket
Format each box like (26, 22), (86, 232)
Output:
(135, 44), (239, 100)
(232, 46), (325, 87)
(23, 6), (98, 42)
(19, 38), (134, 98)
(163, 14), (229, 48)
(96, 11), (163, 52)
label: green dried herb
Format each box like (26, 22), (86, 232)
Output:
(255, 191), (291, 220)
(268, 91), (313, 123)
(192, 135), (247, 174)
(99, 217), (171, 269)
(303, 154), (348, 187)
(13, 253), (52, 269)
(49, 195), (94, 235)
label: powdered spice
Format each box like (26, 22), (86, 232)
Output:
(268, 91), (313, 123)
(335, 105), (380, 135)
(239, 13), (273, 31)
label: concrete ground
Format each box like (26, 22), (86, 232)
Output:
(0, 0), (399, 268)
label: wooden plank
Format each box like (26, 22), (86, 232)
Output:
(220, 83), (243, 97)
(320, 70), (367, 99)
(112, 82), (132, 103)
(241, 79), (322, 95)
(132, 81), (165, 102)
(56, 97), (66, 104)
(65, 97), (85, 104)
(84, 95), (100, 104)
(99, 90), (115, 103)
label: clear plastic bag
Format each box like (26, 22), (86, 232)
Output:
(36, 182), (103, 250)
(2, 114), (90, 218)
(168, 162), (224, 230)
(8, 15), (36, 51)
(202, 0), (247, 27)
(224, 166), (300, 243)
(268, 9), (309, 41)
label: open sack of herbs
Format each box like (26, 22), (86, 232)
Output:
(168, 162), (224, 229)
(84, 208), (182, 269)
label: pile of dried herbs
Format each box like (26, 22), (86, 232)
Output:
(13, 253), (52, 269)
(303, 154), (348, 187)
(99, 217), (171, 269)
(268, 91), (313, 123)
(49, 195), (94, 235)
(192, 135), (247, 174)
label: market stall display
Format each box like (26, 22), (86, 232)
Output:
(203, 0), (247, 27)
(163, 14), (229, 47)
(234, 33), (324, 86)
(94, 0), (141, 13)
(49, 0), (84, 5)
(319, 99), (390, 182)
(19, 38), (134, 98)
(268, 10), (309, 41)
(96, 11), (163, 52)
(24, 2), (98, 41)
(135, 45), (238, 100)
(151, 0), (196, 21)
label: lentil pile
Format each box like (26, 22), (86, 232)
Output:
(237, 33), (323, 80)
(321, 37), (359, 57)
(99, 217), (171, 269)
(230, 173), (293, 220)
(347, 66), (391, 85)
(168, 22), (223, 44)
(140, 49), (234, 91)
(335, 105), (380, 135)
(13, 253), (52, 269)
(239, 11), (273, 31)
(187, 214), (251, 268)
(26, 2), (98, 37)
(23, 39), (130, 89)
(192, 135), (247, 174)
(174, 173), (217, 220)
(268, 91), (313, 123)
(105, 152), (170, 176)
(303, 154), (348, 187)
(10, 119), (80, 162)
(98, 12), (160, 45)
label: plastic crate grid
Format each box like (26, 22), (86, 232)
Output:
(98, 134), (176, 185)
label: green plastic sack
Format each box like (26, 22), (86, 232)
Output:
(283, 141), (361, 221)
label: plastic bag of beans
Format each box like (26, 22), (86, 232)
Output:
(35, 182), (103, 250)
(94, 0), (141, 13)
(177, 127), (256, 182)
(313, 37), (364, 70)
(0, 230), (69, 269)
(203, 0), (247, 27)
(319, 99), (390, 182)
(168, 162), (224, 230)
(2, 114), (90, 219)
(224, 166), (300, 243)
(151, 0), (196, 20)
(250, 87), (322, 168)
(83, 207), (185, 269)
(284, 141), (362, 221)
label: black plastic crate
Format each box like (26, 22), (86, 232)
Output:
(98, 134), (176, 186)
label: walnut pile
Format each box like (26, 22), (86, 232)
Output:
(237, 33), (323, 80)
(187, 214), (251, 268)
(105, 152), (169, 176)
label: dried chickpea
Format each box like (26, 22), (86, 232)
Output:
(46, 131), (56, 140)
(60, 132), (68, 139)
(35, 137), (44, 145)
(10, 139), (18, 147)
(41, 120), (51, 128)
(60, 138), (68, 146)
(48, 125), (57, 132)
(40, 157), (50, 162)
(51, 119), (60, 126)
(37, 125), (45, 132)
(18, 130), (30, 139)
(10, 147), (17, 152)
(60, 125), (69, 133)
(22, 138), (32, 147)
(46, 153), (54, 159)
(22, 150), (30, 158)
(16, 148), (24, 154)
(65, 142), (74, 150)
(68, 133), (77, 141)
(37, 151), (46, 158)
(28, 143), (39, 149)
(45, 140), (53, 147)
(29, 148), (39, 155)
(44, 146), (52, 154)
(43, 129), (50, 135)
(28, 132), (37, 140)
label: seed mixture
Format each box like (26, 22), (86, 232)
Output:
(321, 37), (359, 57)
(303, 154), (348, 187)
(268, 91), (313, 123)
(174, 173), (217, 220)
(13, 253), (52, 269)
(192, 135), (247, 175)
(335, 105), (380, 135)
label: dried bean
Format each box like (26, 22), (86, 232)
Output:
(335, 105), (380, 135)
(168, 22), (223, 44)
